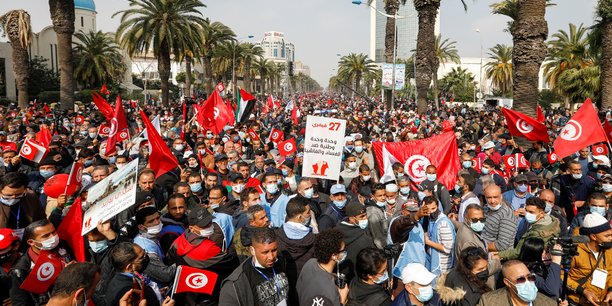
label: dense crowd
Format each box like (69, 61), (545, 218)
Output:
(0, 93), (611, 306)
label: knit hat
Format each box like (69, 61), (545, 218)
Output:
(581, 213), (612, 235)
(385, 183), (399, 193)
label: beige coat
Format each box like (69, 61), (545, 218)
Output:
(477, 288), (557, 306)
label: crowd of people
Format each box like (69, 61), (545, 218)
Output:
(0, 93), (611, 306)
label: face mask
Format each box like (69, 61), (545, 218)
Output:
(397, 173), (404, 177)
(476, 270), (489, 282)
(545, 202), (553, 214)
(375, 200), (386, 208)
(0, 197), (20, 206)
(266, 183), (279, 194)
(516, 184), (528, 193)
(345, 145), (354, 152)
(277, 178), (283, 185)
(145, 222), (162, 236)
(348, 162), (357, 170)
(462, 161), (472, 169)
(454, 184), (462, 193)
(590, 206), (606, 216)
(603, 184), (612, 193)
(88, 133), (97, 139)
(525, 212), (538, 224)
(232, 184), (245, 194)
(336, 250), (347, 263)
(415, 285), (434, 302)
(198, 149), (207, 155)
(302, 216), (311, 227)
(358, 219), (369, 229)
(470, 221), (485, 232)
(400, 187), (410, 195)
(481, 168), (490, 175)
(84, 159), (93, 167)
(281, 169), (289, 176)
(174, 144), (184, 151)
(418, 191), (426, 201)
(572, 173), (582, 180)
(303, 187), (314, 199)
(426, 174), (437, 182)
(209, 203), (220, 210)
(199, 225), (215, 237)
(40, 169), (55, 179)
(362, 175), (371, 181)
(488, 203), (501, 211)
(116, 163), (126, 169)
(387, 198), (396, 205)
(190, 183), (202, 193)
(37, 234), (60, 251)
(136, 255), (150, 273)
(354, 146), (363, 153)
(206, 134), (214, 139)
(599, 241), (612, 249)
(515, 281), (538, 303)
(89, 240), (109, 253)
(80, 131), (88, 136)
(333, 199), (347, 209)
(0, 250), (14, 263)
(109, 156), (117, 164)
(533, 168), (543, 174)
(374, 271), (388, 284)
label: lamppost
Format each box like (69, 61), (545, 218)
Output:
(351, 0), (408, 112)
(232, 35), (255, 100)
(475, 28), (483, 102)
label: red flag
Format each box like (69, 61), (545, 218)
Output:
(547, 152), (558, 164)
(553, 98), (607, 159)
(19, 250), (64, 294)
(247, 129), (260, 141)
(372, 132), (460, 190)
(100, 84), (110, 96)
(106, 96), (130, 156)
(57, 198), (85, 262)
(196, 92), (234, 134)
(291, 104), (299, 125)
(20, 138), (47, 163)
(91, 93), (114, 122)
(536, 105), (545, 123)
(592, 143), (609, 156)
(181, 102), (187, 140)
(278, 138), (297, 156)
(327, 99), (333, 106)
(174, 265), (218, 295)
(604, 120), (612, 143)
(139, 110), (179, 178)
(43, 103), (50, 115)
(472, 158), (482, 173)
(216, 82), (225, 93)
(504, 153), (529, 170)
(36, 125), (52, 148)
(267, 95), (275, 110)
(65, 162), (84, 194)
(501, 108), (550, 142)
(74, 115), (85, 125)
(269, 128), (284, 143)
(98, 123), (111, 136)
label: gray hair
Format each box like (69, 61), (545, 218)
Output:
(396, 176), (410, 184)
(480, 174), (494, 189)
(246, 205), (266, 221)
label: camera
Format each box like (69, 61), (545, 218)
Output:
(334, 273), (346, 289)
(383, 244), (402, 259)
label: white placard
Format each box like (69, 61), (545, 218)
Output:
(81, 158), (139, 235)
(302, 115), (346, 181)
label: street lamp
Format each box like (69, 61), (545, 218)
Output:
(475, 28), (483, 102)
(232, 35), (255, 100)
(352, 0), (408, 112)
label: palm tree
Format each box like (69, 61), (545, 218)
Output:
(557, 65), (600, 109)
(439, 67), (477, 102)
(432, 35), (460, 109)
(338, 53), (377, 96)
(543, 23), (591, 90)
(73, 30), (127, 89)
(597, 1), (612, 108)
(238, 43), (264, 93)
(211, 41), (235, 83)
(253, 57), (272, 94)
(49, 0), (75, 110)
(201, 19), (235, 93)
(0, 10), (32, 108)
(114, 0), (207, 106)
(485, 44), (513, 97)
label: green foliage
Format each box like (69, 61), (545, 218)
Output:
(439, 67), (477, 102)
(337, 53), (378, 93)
(28, 56), (59, 98)
(597, 0), (612, 19)
(73, 30), (127, 88)
(557, 66), (601, 106)
(37, 91), (60, 103)
(485, 44), (513, 97)
(538, 89), (562, 109)
(175, 72), (196, 84)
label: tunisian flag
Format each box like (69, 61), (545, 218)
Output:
(173, 265), (218, 295)
(504, 153), (529, 171)
(536, 105), (545, 123)
(105, 96), (130, 156)
(57, 198), (85, 262)
(20, 250), (64, 294)
(36, 125), (52, 148)
(278, 138), (297, 156)
(195, 91), (234, 134)
(139, 110), (179, 177)
(372, 132), (460, 190)
(604, 120), (612, 143)
(502, 108), (550, 142)
(91, 92), (114, 122)
(592, 143), (609, 156)
(269, 128), (284, 143)
(553, 98), (607, 159)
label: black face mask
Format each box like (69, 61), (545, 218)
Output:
(476, 270), (489, 282)
(0, 248), (14, 263)
(599, 241), (612, 250)
(136, 254), (150, 273)
(429, 209), (440, 221)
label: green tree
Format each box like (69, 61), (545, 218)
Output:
(238, 43), (264, 93)
(338, 53), (377, 96)
(73, 30), (127, 89)
(485, 44), (513, 97)
(439, 67), (477, 102)
(114, 0), (207, 106)
(201, 19), (235, 93)
(28, 56), (60, 98)
(597, 0), (612, 108)
(49, 0), (75, 110)
(0, 10), (32, 108)
(253, 57), (273, 94)
(175, 72), (196, 84)
(432, 35), (460, 109)
(557, 65), (600, 109)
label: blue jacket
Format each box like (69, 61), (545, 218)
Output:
(391, 290), (440, 306)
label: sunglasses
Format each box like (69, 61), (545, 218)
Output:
(470, 218), (486, 223)
(510, 274), (536, 284)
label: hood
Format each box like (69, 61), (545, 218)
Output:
(339, 222), (368, 245)
(276, 226), (314, 258)
(532, 214), (560, 238)
(350, 278), (386, 300)
(436, 272), (466, 304)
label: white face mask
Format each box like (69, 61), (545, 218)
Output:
(144, 222), (162, 237)
(36, 234), (60, 251)
(232, 184), (245, 194)
(199, 225), (215, 237)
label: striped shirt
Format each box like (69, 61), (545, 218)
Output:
(483, 201), (518, 251)
(433, 218), (455, 273)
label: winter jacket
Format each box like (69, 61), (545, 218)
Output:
(337, 221), (375, 282)
(274, 225), (315, 305)
(498, 214), (560, 260)
(437, 270), (488, 306)
(347, 277), (391, 306)
(104, 273), (160, 306)
(0, 190), (46, 229)
(319, 202), (346, 231)
(391, 290), (441, 306)
(476, 287), (556, 306)
(454, 223), (487, 260)
(365, 202), (388, 249)
(564, 243), (612, 305)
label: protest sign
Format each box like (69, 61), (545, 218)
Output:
(81, 158), (138, 235)
(302, 115), (346, 181)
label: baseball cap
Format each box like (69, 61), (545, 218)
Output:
(228, 172), (244, 182)
(215, 154), (228, 162)
(188, 206), (213, 228)
(402, 198), (419, 212)
(135, 191), (154, 206)
(0, 228), (18, 249)
(330, 184), (346, 195)
(345, 200), (367, 218)
(401, 263), (436, 285)
(514, 174), (528, 184)
(482, 141), (495, 150)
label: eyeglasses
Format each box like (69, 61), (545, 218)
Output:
(0, 191), (25, 200)
(510, 273), (536, 284)
(470, 218), (486, 223)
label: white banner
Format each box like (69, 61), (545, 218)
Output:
(381, 63), (405, 90)
(382, 63), (393, 89)
(302, 115), (346, 181)
(81, 158), (139, 235)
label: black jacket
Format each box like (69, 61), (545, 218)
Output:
(337, 222), (375, 282)
(274, 226), (315, 305)
(104, 273), (160, 306)
(90, 235), (130, 306)
(347, 277), (392, 306)
(438, 270), (489, 306)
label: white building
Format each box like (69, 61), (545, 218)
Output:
(294, 61), (311, 77)
(256, 31), (295, 64)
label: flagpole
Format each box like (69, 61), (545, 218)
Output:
(170, 266), (181, 300)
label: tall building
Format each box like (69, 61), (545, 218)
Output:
(369, 1), (440, 63)
(256, 31), (295, 64)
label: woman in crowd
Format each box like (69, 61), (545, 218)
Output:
(437, 247), (492, 306)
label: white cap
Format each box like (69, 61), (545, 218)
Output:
(582, 213), (612, 234)
(401, 263), (436, 285)
(482, 141), (495, 150)
(593, 155), (611, 167)
(385, 183), (399, 193)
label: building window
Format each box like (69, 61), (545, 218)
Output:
(274, 49), (278, 57)
(50, 44), (54, 72)
(81, 16), (84, 27)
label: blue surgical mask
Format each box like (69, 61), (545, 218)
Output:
(426, 174), (437, 182)
(358, 219), (368, 229)
(415, 285), (434, 302)
(109, 156), (117, 164)
(462, 161), (472, 169)
(454, 184), (462, 193)
(266, 183), (279, 194)
(516, 184), (528, 193)
(525, 212), (538, 224)
(190, 183), (202, 193)
(374, 271), (388, 284)
(282, 169), (289, 176)
(84, 159), (93, 167)
(400, 187), (410, 195)
(376, 201), (386, 208)
(89, 240), (109, 253)
(470, 221), (485, 232)
(333, 199), (347, 209)
(354, 146), (364, 153)
(418, 191), (426, 201)
(545, 202), (553, 214)
(40, 169), (55, 179)
(515, 281), (538, 303)
(590, 206), (607, 217)
(481, 168), (490, 175)
(597, 173), (603, 180)
(303, 188), (314, 199)
(345, 145), (354, 152)
(603, 184), (612, 193)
